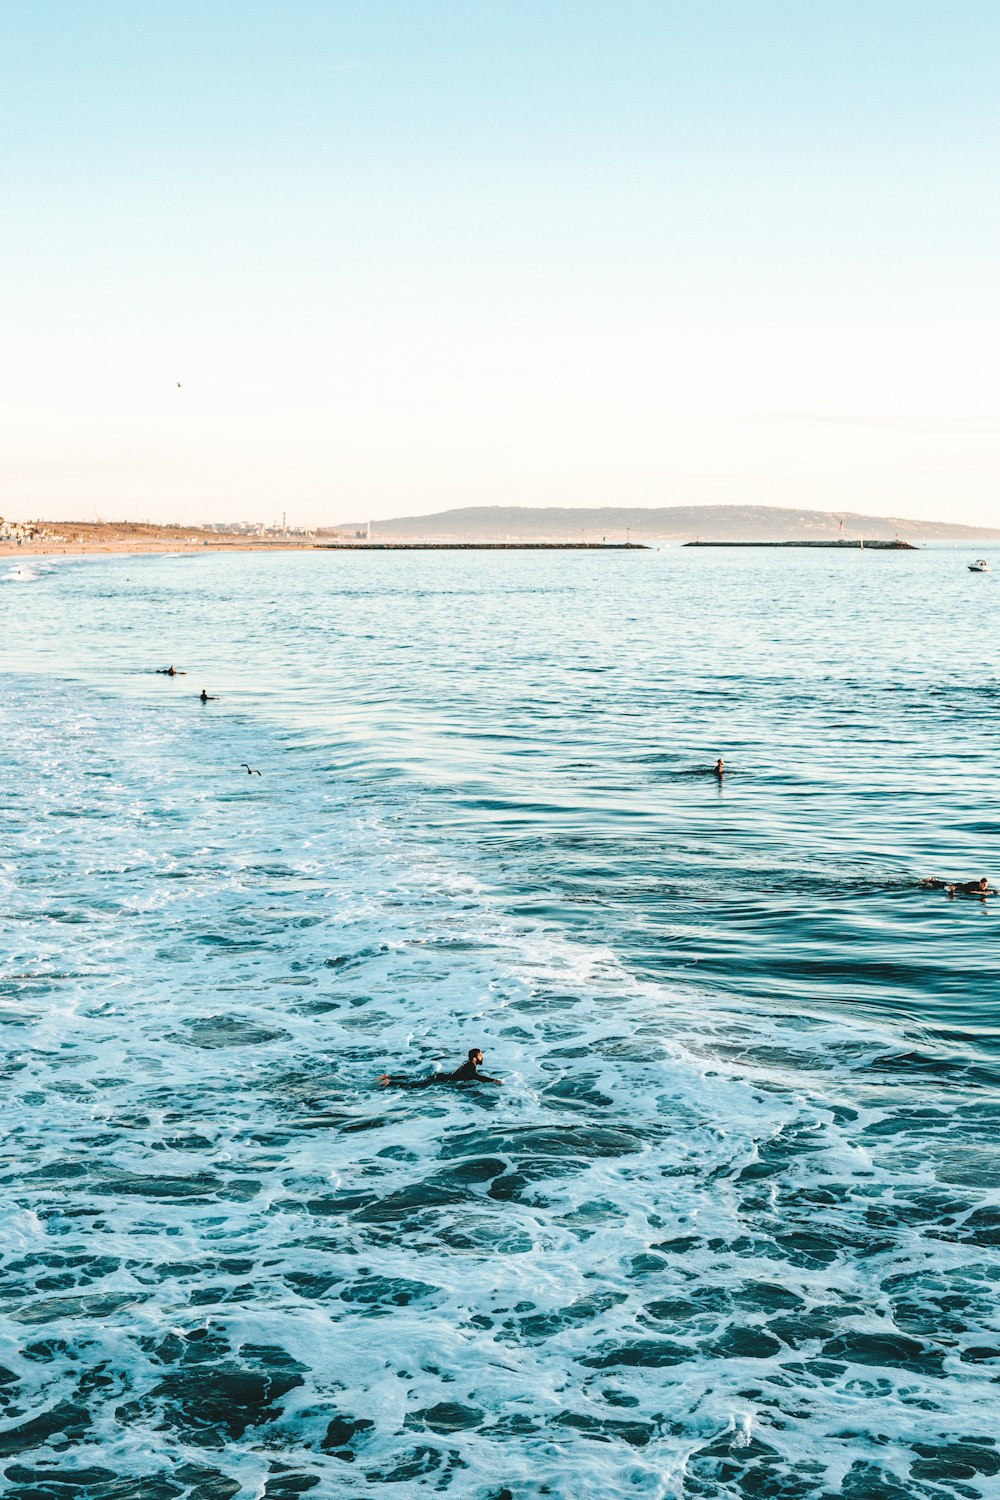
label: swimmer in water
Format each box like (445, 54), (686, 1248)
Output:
(156, 665), (186, 675)
(715, 757), (725, 777)
(946, 877), (996, 898)
(199, 689), (219, 702)
(378, 1047), (502, 1088)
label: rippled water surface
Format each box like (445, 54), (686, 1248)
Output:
(1, 547), (998, 1499)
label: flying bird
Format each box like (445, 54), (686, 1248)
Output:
(240, 764), (262, 775)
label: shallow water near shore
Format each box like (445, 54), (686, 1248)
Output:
(1, 547), (998, 1499)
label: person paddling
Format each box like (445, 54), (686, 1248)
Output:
(947, 877), (996, 898)
(378, 1047), (502, 1088)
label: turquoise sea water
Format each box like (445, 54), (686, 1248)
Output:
(1, 547), (998, 1499)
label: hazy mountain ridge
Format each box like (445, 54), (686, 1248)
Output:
(328, 505), (1000, 542)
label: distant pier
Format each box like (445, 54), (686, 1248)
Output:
(683, 539), (916, 550)
(314, 541), (649, 551)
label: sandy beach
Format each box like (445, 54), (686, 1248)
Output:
(0, 521), (323, 557)
(0, 539), (317, 557)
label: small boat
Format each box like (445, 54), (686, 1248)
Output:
(968, 559), (992, 573)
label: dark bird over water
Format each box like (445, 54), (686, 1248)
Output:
(240, 764), (261, 775)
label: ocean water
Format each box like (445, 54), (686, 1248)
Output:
(1, 546), (998, 1500)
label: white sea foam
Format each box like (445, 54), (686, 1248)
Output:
(1, 552), (999, 1499)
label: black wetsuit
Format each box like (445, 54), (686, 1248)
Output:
(386, 1060), (500, 1088)
(446, 1059), (499, 1083)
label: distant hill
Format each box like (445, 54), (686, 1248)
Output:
(328, 505), (1000, 543)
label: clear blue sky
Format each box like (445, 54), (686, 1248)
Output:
(2, 1), (998, 526)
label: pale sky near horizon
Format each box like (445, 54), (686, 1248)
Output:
(2, 0), (998, 528)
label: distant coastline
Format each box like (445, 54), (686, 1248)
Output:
(0, 519), (318, 558)
(331, 503), (1000, 545)
(4, 502), (998, 557)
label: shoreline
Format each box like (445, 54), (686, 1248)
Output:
(0, 539), (318, 558)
